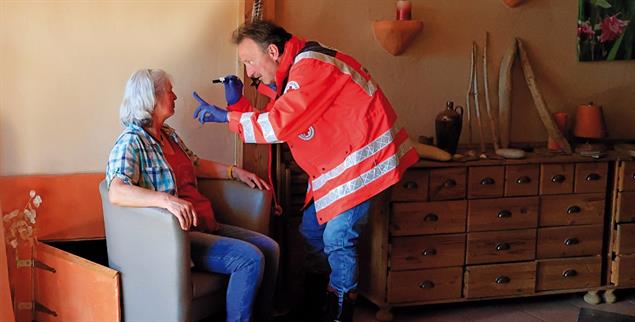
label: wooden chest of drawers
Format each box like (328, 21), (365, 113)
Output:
(359, 153), (613, 321)
(609, 159), (635, 287)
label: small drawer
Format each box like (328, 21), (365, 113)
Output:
(466, 229), (536, 264)
(391, 200), (467, 236)
(618, 160), (635, 192)
(616, 223), (635, 255)
(467, 197), (539, 232)
(574, 162), (608, 194)
(616, 191), (635, 223)
(390, 234), (466, 270)
(391, 170), (429, 201)
(505, 164), (539, 197)
(536, 257), (601, 291)
(540, 163), (574, 195)
(429, 167), (466, 201)
(468, 166), (505, 199)
(464, 262), (535, 298)
(539, 193), (604, 227)
(611, 255), (635, 286)
(537, 225), (603, 259)
(388, 267), (463, 303)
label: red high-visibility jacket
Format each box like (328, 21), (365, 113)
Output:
(228, 36), (418, 224)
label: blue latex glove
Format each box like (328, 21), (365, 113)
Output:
(223, 75), (243, 105)
(192, 92), (228, 124)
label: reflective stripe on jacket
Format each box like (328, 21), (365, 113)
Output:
(228, 36), (418, 224)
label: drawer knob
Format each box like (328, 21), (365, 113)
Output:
(480, 177), (496, 185)
(423, 213), (439, 222)
(551, 174), (566, 183)
(567, 205), (582, 214)
(495, 275), (511, 284)
(516, 176), (531, 184)
(443, 179), (457, 188)
(403, 181), (419, 190)
(564, 238), (579, 246)
(497, 210), (512, 218)
(585, 173), (601, 181)
(496, 242), (511, 251)
(632, 173), (635, 181)
(562, 269), (578, 278)
(422, 248), (437, 256)
(419, 280), (435, 289)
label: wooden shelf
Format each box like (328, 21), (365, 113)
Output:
(372, 20), (423, 56)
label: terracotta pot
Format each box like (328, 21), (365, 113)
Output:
(548, 112), (569, 151)
(502, 0), (525, 8)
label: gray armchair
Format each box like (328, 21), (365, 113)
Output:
(99, 178), (272, 322)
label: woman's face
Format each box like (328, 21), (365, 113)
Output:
(154, 80), (177, 122)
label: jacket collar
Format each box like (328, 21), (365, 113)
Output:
(257, 35), (306, 99)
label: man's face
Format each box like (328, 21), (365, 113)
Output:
(238, 38), (279, 85)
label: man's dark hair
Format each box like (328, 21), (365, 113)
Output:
(232, 20), (292, 55)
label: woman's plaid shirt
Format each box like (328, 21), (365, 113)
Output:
(105, 123), (199, 194)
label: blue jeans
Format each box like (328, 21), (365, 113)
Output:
(299, 201), (370, 302)
(190, 224), (280, 322)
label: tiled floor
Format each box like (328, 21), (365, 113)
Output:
(354, 289), (635, 322)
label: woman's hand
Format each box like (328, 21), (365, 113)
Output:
(108, 178), (198, 231)
(162, 194), (198, 230)
(232, 167), (271, 190)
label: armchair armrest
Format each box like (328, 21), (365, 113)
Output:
(197, 178), (272, 235)
(99, 181), (191, 322)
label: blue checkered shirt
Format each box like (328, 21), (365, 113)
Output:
(106, 123), (199, 194)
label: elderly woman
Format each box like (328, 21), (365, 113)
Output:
(106, 69), (279, 322)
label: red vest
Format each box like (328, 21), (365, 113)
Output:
(228, 37), (418, 224)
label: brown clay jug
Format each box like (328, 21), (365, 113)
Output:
(435, 101), (463, 155)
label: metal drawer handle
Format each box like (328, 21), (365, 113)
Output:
(551, 174), (566, 183)
(567, 206), (581, 214)
(496, 243), (511, 251)
(632, 173), (635, 181)
(419, 280), (435, 289)
(495, 275), (511, 284)
(480, 177), (495, 185)
(497, 210), (512, 218)
(443, 179), (457, 188)
(422, 248), (437, 256)
(564, 238), (579, 246)
(403, 181), (419, 190)
(585, 173), (601, 181)
(562, 269), (578, 278)
(423, 213), (439, 222)
(516, 176), (531, 184)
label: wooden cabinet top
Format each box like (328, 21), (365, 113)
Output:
(411, 150), (627, 169)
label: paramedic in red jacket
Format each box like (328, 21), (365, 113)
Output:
(192, 20), (418, 322)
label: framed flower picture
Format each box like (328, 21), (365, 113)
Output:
(578, 0), (634, 61)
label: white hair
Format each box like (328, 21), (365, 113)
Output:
(119, 69), (172, 127)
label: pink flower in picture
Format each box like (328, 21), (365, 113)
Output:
(599, 14), (630, 43)
(577, 20), (595, 40)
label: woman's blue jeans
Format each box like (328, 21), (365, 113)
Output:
(190, 224), (280, 322)
(299, 200), (370, 302)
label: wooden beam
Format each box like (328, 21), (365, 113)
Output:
(241, 0), (276, 179)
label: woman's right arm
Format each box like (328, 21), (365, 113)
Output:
(108, 177), (198, 230)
